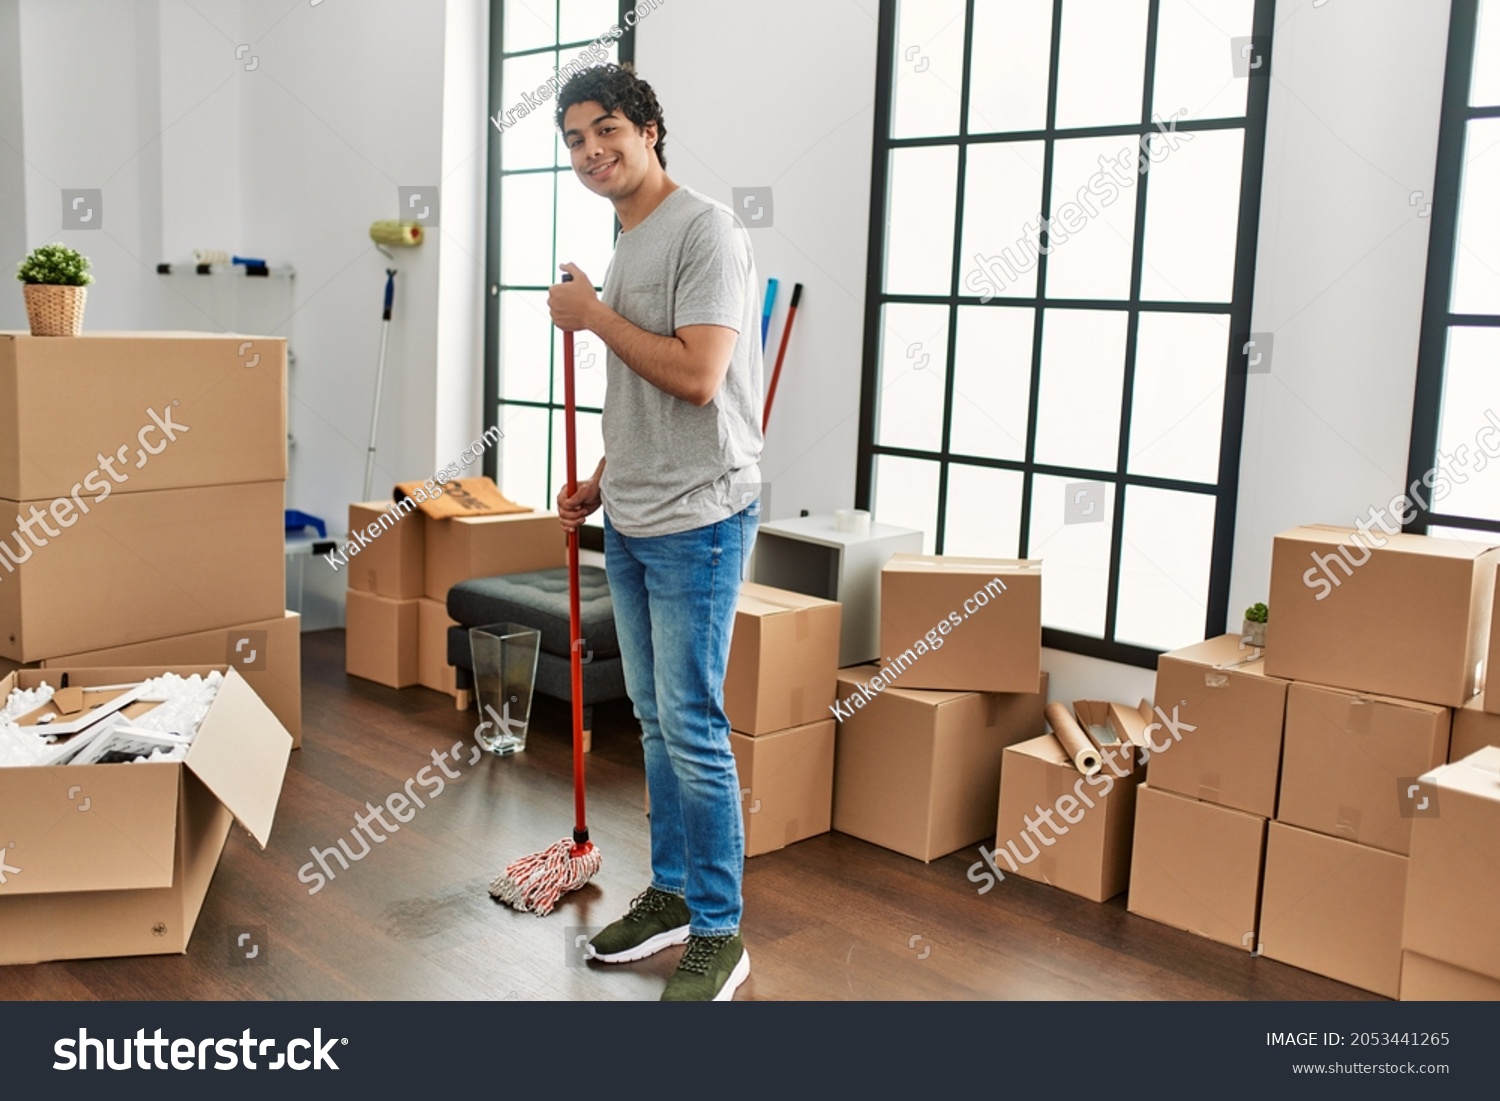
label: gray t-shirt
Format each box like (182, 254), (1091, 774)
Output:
(597, 186), (764, 537)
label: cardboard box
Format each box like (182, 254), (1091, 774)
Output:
(1277, 682), (1450, 855)
(344, 500), (426, 599)
(994, 722), (1145, 902)
(879, 555), (1041, 693)
(1259, 821), (1408, 998)
(0, 332), (288, 501)
(417, 597), (458, 697)
(1266, 525), (1500, 707)
(1127, 785), (1266, 950)
(731, 719), (835, 856)
(1488, 576), (1500, 715)
(0, 665), (292, 964)
(1150, 634), (1289, 817)
(424, 511), (566, 600)
(725, 583), (841, 735)
(832, 666), (1047, 862)
(1452, 691), (1500, 762)
(1402, 746), (1500, 981)
(0, 479), (286, 662)
(1400, 951), (1500, 1000)
(346, 591), (419, 688)
(39, 612), (303, 748)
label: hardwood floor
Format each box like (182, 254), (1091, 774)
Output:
(0, 630), (1378, 1001)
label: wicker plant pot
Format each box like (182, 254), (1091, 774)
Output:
(22, 283), (87, 336)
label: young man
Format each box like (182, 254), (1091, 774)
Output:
(547, 63), (763, 1002)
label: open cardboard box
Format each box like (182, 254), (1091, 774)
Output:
(0, 664), (292, 965)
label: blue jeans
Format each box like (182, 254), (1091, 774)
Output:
(603, 501), (759, 936)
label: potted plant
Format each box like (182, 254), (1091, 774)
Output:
(1243, 602), (1268, 647)
(16, 243), (92, 336)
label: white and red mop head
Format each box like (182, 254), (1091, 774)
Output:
(489, 839), (601, 916)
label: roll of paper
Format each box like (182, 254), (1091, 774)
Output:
(1046, 702), (1101, 777)
(834, 508), (871, 535)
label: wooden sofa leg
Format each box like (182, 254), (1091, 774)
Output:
(454, 688), (471, 711)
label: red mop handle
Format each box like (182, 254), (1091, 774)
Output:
(561, 283), (590, 850)
(762, 282), (802, 433)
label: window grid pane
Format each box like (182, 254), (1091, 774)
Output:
(864, 0), (1268, 664)
(1412, 1), (1500, 545)
(492, 4), (628, 511)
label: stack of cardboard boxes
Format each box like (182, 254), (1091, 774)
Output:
(724, 583), (842, 856)
(0, 332), (296, 964)
(1128, 525), (1500, 999)
(343, 500), (564, 695)
(832, 555), (1048, 862)
(0, 332), (303, 745)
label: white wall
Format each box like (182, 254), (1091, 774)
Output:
(637, 0), (880, 523)
(237, 0), (449, 525)
(2, 0), (487, 531)
(1230, 0), (1454, 621)
(435, 0), (489, 464)
(0, 0), (26, 332)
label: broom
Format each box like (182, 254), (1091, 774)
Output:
(489, 281), (601, 915)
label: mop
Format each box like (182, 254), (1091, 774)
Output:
(489, 278), (601, 915)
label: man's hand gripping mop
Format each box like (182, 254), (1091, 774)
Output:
(489, 274), (602, 915)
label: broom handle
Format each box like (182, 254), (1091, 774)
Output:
(561, 280), (589, 847)
(762, 282), (802, 433)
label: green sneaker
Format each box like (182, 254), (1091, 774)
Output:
(587, 887), (691, 963)
(660, 933), (750, 1001)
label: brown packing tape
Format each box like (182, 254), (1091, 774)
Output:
(1198, 771), (1223, 802)
(789, 687), (804, 719)
(795, 614), (809, 642)
(1204, 671), (1230, 689)
(784, 817), (801, 847)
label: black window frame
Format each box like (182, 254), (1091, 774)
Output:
(1406, 0), (1500, 540)
(856, 0), (1276, 668)
(482, 0), (637, 550)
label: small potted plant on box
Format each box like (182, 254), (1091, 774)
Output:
(1243, 601), (1268, 647)
(16, 243), (92, 336)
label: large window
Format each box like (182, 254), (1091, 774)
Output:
(484, 1), (636, 522)
(1409, 0), (1500, 540)
(858, 0), (1273, 666)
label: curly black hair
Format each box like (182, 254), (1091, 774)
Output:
(555, 62), (668, 169)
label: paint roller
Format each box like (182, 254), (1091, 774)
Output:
(369, 221), (424, 248)
(1045, 702), (1102, 777)
(362, 220), (424, 500)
